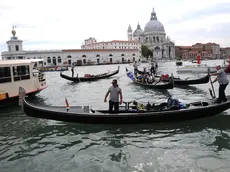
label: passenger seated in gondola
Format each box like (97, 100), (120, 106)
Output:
(167, 97), (185, 110)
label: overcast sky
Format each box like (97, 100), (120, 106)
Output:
(1, 0), (230, 53)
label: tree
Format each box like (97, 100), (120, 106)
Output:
(141, 44), (149, 58)
(148, 50), (153, 58)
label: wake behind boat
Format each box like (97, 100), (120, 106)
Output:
(21, 95), (230, 124)
(60, 66), (119, 82)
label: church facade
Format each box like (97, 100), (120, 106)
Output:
(127, 8), (175, 59)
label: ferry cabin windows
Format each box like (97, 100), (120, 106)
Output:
(13, 65), (30, 81)
(0, 67), (11, 83)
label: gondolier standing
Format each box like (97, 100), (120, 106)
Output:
(71, 65), (74, 77)
(150, 60), (155, 75)
(104, 79), (123, 113)
(133, 61), (138, 76)
(211, 65), (229, 103)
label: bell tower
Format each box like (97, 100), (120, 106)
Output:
(6, 26), (23, 52)
(127, 24), (133, 41)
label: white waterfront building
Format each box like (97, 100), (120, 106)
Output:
(1, 29), (141, 67)
(128, 8), (176, 59)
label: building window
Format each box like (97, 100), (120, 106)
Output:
(132, 54), (135, 56)
(53, 57), (57, 65)
(82, 55), (86, 57)
(47, 57), (51, 63)
(156, 36), (159, 42)
(12, 65), (30, 81)
(15, 45), (19, 51)
(0, 67), (11, 83)
(96, 54), (100, 57)
(109, 54), (113, 57)
(67, 55), (71, 58)
(121, 54), (125, 56)
(58, 56), (61, 63)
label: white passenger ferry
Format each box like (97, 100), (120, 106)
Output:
(0, 59), (48, 107)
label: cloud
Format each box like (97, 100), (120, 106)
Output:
(0, 0), (230, 54)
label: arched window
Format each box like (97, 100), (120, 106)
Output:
(15, 45), (19, 51)
(47, 57), (51, 63)
(67, 55), (71, 58)
(109, 54), (113, 57)
(82, 55), (86, 57)
(96, 54), (100, 57)
(156, 36), (159, 42)
(33, 57), (36, 59)
(121, 54), (125, 56)
(58, 56), (61, 63)
(153, 37), (155, 42)
(132, 54), (135, 56)
(155, 46), (160, 50)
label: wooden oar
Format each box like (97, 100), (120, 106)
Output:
(208, 67), (216, 98)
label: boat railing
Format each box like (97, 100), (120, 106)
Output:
(32, 71), (45, 82)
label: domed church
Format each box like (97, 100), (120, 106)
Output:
(127, 8), (175, 59)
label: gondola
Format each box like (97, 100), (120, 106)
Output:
(137, 68), (210, 86)
(60, 66), (119, 82)
(126, 68), (174, 89)
(161, 73), (210, 86)
(21, 95), (230, 124)
(176, 60), (183, 66)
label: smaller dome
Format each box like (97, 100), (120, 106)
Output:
(133, 23), (144, 37)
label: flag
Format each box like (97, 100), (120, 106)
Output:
(65, 97), (70, 111)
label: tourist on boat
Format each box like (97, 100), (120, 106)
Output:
(211, 65), (229, 103)
(104, 79), (123, 113)
(133, 61), (138, 76)
(71, 65), (74, 77)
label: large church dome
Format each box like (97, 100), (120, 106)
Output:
(144, 8), (165, 33)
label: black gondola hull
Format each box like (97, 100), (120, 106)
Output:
(22, 96), (230, 124)
(60, 66), (119, 82)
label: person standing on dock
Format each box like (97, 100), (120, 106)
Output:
(211, 65), (229, 103)
(104, 79), (123, 113)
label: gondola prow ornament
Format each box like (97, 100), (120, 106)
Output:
(65, 97), (70, 112)
(18, 87), (26, 110)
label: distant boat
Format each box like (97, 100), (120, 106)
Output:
(177, 55), (227, 73)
